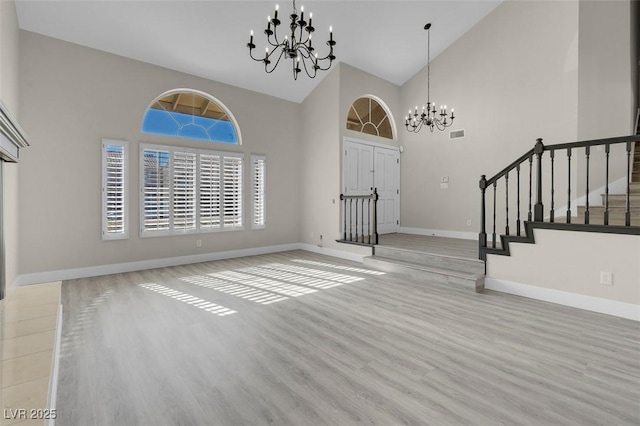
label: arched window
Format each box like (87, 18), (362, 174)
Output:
(346, 96), (395, 140)
(142, 89), (240, 144)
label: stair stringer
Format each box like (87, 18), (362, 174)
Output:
(480, 221), (640, 260)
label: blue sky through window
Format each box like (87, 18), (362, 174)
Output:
(142, 108), (238, 144)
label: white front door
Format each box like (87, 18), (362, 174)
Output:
(343, 139), (400, 235)
(374, 146), (400, 234)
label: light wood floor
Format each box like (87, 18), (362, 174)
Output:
(57, 250), (639, 425)
(378, 233), (479, 258)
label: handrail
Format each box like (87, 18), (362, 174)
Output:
(479, 134), (640, 260)
(338, 188), (379, 246)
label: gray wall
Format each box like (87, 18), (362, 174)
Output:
(18, 31), (301, 276)
(399, 0), (580, 233)
(0, 0), (20, 289)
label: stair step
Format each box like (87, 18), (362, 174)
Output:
(577, 205), (640, 216)
(363, 255), (485, 293)
(631, 182), (640, 193)
(374, 245), (484, 275)
(599, 193), (640, 207)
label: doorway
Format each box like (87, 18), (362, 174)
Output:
(342, 138), (400, 234)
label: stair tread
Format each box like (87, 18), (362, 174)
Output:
(375, 245), (483, 264)
(365, 255), (484, 279)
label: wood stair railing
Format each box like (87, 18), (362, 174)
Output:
(479, 135), (640, 260)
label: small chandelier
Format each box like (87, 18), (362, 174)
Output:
(247, 0), (336, 80)
(405, 23), (455, 133)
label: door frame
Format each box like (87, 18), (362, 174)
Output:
(342, 136), (401, 233)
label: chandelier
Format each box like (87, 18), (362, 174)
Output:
(247, 0), (336, 80)
(405, 23), (455, 133)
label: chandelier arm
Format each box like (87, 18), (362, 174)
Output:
(264, 48), (287, 73)
(300, 55), (317, 79)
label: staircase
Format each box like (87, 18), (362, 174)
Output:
(575, 181), (640, 226)
(362, 235), (485, 293)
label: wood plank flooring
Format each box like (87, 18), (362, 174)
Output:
(377, 233), (479, 259)
(57, 250), (639, 425)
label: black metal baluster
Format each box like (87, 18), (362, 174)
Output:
(567, 148), (572, 224)
(585, 146), (590, 224)
(349, 198), (353, 241)
(626, 141), (632, 226)
(360, 198), (365, 243)
(528, 155), (533, 221)
(341, 194), (346, 240)
(550, 149), (555, 223)
(479, 175), (487, 255)
(492, 181), (497, 249)
(605, 144), (610, 225)
(505, 172), (510, 235)
(534, 139), (544, 221)
(368, 198), (372, 244)
(372, 188), (379, 245)
(354, 198), (359, 242)
(516, 166), (521, 236)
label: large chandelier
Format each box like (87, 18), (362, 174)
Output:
(405, 23), (455, 133)
(247, 0), (336, 80)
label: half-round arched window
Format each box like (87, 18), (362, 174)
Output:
(142, 89), (240, 144)
(346, 95), (395, 140)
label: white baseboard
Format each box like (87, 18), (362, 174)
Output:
(399, 227), (477, 241)
(485, 277), (640, 321)
(15, 243), (300, 285)
(14, 242), (370, 286)
(298, 243), (368, 263)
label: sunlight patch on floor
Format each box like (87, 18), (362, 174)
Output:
(179, 275), (289, 305)
(290, 259), (386, 275)
(257, 263), (365, 284)
(140, 283), (237, 316)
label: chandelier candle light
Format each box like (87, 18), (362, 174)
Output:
(405, 23), (455, 133)
(247, 0), (336, 80)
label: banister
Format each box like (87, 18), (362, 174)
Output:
(485, 148), (534, 187)
(479, 134), (640, 260)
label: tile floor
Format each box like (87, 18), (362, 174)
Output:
(1, 282), (60, 426)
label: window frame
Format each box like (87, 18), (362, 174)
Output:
(101, 139), (129, 240)
(139, 143), (244, 238)
(251, 154), (266, 230)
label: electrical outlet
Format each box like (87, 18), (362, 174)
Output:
(196, 239), (202, 248)
(440, 182), (449, 190)
(466, 219), (472, 227)
(600, 271), (613, 285)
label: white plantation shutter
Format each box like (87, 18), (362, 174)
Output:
(223, 156), (243, 228)
(173, 151), (197, 231)
(199, 154), (221, 230)
(102, 140), (128, 239)
(251, 155), (266, 229)
(139, 144), (244, 236)
(142, 147), (171, 234)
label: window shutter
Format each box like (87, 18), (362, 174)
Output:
(173, 151), (197, 231)
(199, 153), (221, 230)
(102, 140), (128, 239)
(251, 155), (266, 228)
(223, 156), (243, 228)
(142, 148), (171, 233)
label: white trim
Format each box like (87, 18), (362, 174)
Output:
(15, 243), (299, 286)
(14, 243), (370, 286)
(298, 243), (368, 263)
(343, 136), (399, 151)
(485, 277), (640, 321)
(102, 139), (129, 240)
(250, 154), (266, 230)
(399, 226), (477, 240)
(47, 304), (63, 426)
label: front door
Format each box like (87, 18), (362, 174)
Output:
(343, 139), (400, 235)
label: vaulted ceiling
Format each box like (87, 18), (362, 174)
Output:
(15, 0), (503, 103)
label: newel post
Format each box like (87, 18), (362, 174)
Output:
(533, 138), (545, 222)
(371, 188), (379, 245)
(479, 175), (487, 253)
